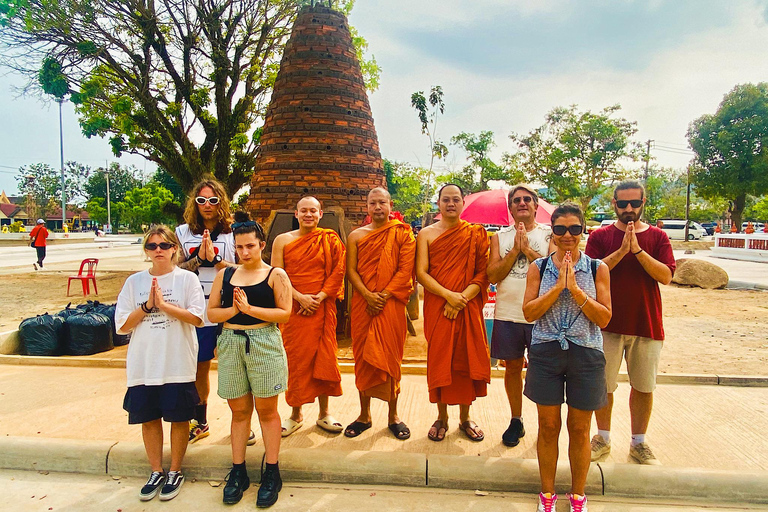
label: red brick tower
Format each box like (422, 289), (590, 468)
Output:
(247, 4), (385, 233)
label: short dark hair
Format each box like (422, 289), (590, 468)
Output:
(550, 202), (585, 227)
(614, 180), (645, 200)
(437, 183), (464, 200)
(508, 184), (539, 208)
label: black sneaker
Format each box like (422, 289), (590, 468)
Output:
(139, 471), (165, 501)
(502, 418), (525, 447)
(257, 465), (282, 508)
(159, 471), (184, 501)
(223, 465), (250, 504)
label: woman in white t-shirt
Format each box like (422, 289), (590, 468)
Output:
(115, 225), (205, 503)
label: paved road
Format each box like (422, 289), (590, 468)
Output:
(3, 470), (765, 512)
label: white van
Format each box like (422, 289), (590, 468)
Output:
(658, 220), (707, 240)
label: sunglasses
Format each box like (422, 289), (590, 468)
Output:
(552, 225), (584, 236)
(145, 242), (175, 251)
(195, 196), (220, 205)
(512, 196), (533, 204)
(616, 199), (643, 208)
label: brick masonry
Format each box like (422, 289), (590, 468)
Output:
(247, 5), (386, 230)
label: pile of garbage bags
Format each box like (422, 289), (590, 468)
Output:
(19, 301), (130, 356)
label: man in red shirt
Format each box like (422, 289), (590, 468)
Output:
(29, 219), (49, 270)
(585, 181), (675, 465)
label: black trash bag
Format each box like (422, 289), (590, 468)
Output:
(63, 311), (114, 355)
(57, 303), (83, 321)
(75, 301), (130, 346)
(19, 314), (65, 356)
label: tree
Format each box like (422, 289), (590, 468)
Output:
(16, 161), (92, 217)
(446, 131), (522, 193)
(508, 104), (641, 212)
(115, 182), (179, 231)
(85, 163), (142, 203)
(152, 168), (185, 204)
(411, 86), (447, 225)
(746, 196), (768, 222)
(384, 159), (427, 222)
(687, 83), (768, 230)
(0, 0), (377, 197)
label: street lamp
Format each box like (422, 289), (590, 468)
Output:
(55, 97), (66, 230)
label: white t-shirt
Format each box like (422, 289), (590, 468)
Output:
(115, 267), (205, 387)
(175, 224), (236, 326)
(494, 224), (552, 323)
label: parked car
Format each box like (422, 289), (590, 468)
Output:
(700, 222), (717, 235)
(741, 222), (765, 232)
(658, 219), (707, 240)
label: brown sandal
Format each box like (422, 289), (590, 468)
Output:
(460, 420), (485, 442)
(428, 420), (448, 442)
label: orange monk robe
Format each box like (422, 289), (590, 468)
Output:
(281, 228), (346, 407)
(351, 220), (416, 402)
(424, 221), (490, 405)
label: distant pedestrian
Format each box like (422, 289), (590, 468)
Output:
(586, 180), (675, 466)
(114, 225), (205, 502)
(29, 219), (48, 270)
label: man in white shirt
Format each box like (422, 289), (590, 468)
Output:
(175, 179), (237, 443)
(486, 185), (553, 447)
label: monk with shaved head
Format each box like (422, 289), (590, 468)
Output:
(416, 184), (491, 442)
(271, 196), (346, 436)
(343, 187), (415, 439)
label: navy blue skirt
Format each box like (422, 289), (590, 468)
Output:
(123, 382), (199, 424)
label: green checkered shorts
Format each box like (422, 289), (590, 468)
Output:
(217, 324), (288, 399)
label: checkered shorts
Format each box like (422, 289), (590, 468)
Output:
(217, 324), (288, 399)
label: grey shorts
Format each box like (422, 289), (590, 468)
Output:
(217, 325), (288, 400)
(524, 341), (607, 411)
(603, 331), (663, 393)
(490, 320), (532, 360)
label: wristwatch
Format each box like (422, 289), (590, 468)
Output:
(212, 254), (223, 264)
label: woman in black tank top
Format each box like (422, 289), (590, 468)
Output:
(207, 212), (292, 507)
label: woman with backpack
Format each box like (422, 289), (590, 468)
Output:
(207, 211), (292, 508)
(522, 202), (612, 512)
(114, 225), (206, 502)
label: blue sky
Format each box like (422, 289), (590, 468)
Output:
(2, 0), (768, 194)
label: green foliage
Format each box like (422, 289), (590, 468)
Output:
(15, 161), (92, 217)
(508, 104), (641, 213)
(152, 168), (184, 203)
(447, 131), (523, 193)
(384, 159), (428, 222)
(744, 196), (768, 222)
(84, 163), (142, 204)
(1, 0), (380, 196)
(411, 86), (447, 224)
(85, 196), (110, 226)
(687, 83), (768, 230)
(115, 182), (178, 231)
(235, 192), (250, 210)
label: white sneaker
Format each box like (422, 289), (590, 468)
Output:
(567, 492), (588, 512)
(629, 442), (661, 465)
(590, 434), (610, 461)
(537, 492), (557, 512)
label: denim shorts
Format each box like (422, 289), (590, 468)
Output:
(524, 341), (607, 411)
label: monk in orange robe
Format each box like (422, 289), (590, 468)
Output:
(344, 188), (416, 440)
(416, 184), (490, 442)
(271, 196), (346, 436)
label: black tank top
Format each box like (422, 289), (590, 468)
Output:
(221, 267), (276, 325)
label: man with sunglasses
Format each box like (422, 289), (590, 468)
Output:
(176, 179), (237, 444)
(487, 185), (553, 448)
(585, 180), (675, 465)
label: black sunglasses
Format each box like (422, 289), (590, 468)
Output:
(616, 199), (643, 208)
(552, 225), (584, 236)
(512, 196), (533, 204)
(145, 242), (175, 250)
(195, 196), (220, 205)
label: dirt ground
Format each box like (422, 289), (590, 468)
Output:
(2, 272), (767, 376)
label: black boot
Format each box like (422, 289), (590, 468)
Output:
(222, 464), (250, 504)
(256, 463), (282, 508)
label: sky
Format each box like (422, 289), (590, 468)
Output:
(2, 0), (768, 195)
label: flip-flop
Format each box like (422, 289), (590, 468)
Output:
(388, 422), (411, 440)
(316, 415), (344, 433)
(427, 420), (448, 442)
(460, 420), (485, 442)
(344, 421), (372, 438)
(281, 418), (303, 437)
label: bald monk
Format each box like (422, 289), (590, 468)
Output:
(416, 183), (491, 442)
(344, 187), (416, 440)
(271, 196), (346, 436)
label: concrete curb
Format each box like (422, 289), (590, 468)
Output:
(727, 280), (768, 291)
(1, 436), (766, 504)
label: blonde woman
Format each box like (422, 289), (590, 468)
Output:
(115, 225), (205, 502)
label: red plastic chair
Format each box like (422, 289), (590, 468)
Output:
(67, 258), (99, 297)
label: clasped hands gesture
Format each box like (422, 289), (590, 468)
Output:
(620, 221), (642, 255)
(554, 251), (582, 295)
(514, 221), (530, 253)
(443, 290), (469, 320)
(232, 287), (252, 316)
(145, 277), (168, 312)
(196, 229), (216, 262)
(296, 291), (327, 316)
(364, 290), (391, 317)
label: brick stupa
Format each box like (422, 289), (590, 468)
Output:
(247, 4), (386, 231)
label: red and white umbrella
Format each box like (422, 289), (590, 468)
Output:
(436, 189), (555, 226)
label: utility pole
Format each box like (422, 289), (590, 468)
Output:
(56, 98), (66, 230)
(643, 139), (652, 182)
(105, 161), (111, 232)
(684, 165), (691, 242)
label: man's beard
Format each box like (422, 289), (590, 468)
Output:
(617, 206), (643, 223)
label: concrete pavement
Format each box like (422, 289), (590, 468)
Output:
(672, 249), (768, 288)
(5, 470), (767, 512)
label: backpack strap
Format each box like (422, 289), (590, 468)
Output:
(590, 258), (598, 285)
(538, 254), (551, 281)
(221, 266), (237, 306)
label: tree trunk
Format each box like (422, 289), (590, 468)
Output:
(732, 192), (746, 232)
